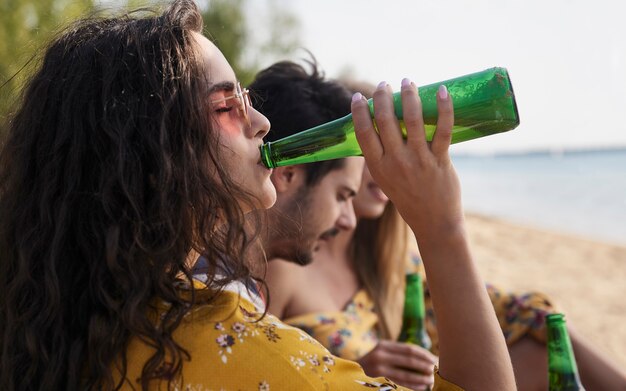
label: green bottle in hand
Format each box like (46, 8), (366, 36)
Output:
(260, 67), (520, 168)
(547, 313), (585, 391)
(398, 273), (432, 351)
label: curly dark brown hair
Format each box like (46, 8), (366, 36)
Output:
(0, 1), (262, 389)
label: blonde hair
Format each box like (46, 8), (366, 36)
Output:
(350, 202), (410, 340)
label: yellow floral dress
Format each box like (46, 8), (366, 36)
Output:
(284, 254), (557, 359)
(116, 279), (462, 390)
(284, 289), (379, 361)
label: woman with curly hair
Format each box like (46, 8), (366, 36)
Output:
(0, 1), (515, 389)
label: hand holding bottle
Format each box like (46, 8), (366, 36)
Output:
(357, 340), (438, 391)
(350, 79), (463, 242)
(260, 67), (519, 168)
(351, 78), (516, 390)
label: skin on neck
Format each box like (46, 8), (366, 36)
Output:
(263, 165), (310, 263)
(308, 223), (362, 311)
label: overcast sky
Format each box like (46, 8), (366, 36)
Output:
(268, 0), (626, 154)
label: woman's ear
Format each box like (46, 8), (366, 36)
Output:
(270, 166), (305, 193)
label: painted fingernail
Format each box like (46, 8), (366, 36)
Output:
(438, 85), (448, 99)
(401, 78), (411, 88)
(352, 92), (363, 102)
(378, 81), (388, 89)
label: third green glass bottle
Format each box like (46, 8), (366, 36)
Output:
(547, 313), (585, 391)
(260, 67), (520, 168)
(398, 273), (431, 350)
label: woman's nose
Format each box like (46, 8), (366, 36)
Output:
(336, 202), (357, 231)
(248, 107), (271, 140)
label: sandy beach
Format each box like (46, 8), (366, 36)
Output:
(464, 212), (626, 369)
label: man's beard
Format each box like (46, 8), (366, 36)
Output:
(290, 245), (314, 266)
(269, 189), (316, 266)
(268, 224), (315, 266)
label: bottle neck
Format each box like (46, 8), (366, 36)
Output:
(403, 274), (426, 319)
(547, 315), (584, 390)
(259, 113), (356, 168)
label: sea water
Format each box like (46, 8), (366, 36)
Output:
(452, 148), (626, 246)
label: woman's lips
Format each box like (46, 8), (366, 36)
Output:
(257, 160), (272, 172)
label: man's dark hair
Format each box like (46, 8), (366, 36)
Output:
(249, 59), (353, 186)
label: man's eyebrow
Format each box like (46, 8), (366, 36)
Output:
(341, 185), (358, 197)
(208, 81), (235, 94)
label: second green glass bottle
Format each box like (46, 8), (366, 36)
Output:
(547, 313), (585, 391)
(398, 273), (431, 350)
(260, 67), (520, 168)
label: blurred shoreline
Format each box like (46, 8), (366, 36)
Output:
(452, 145), (626, 158)
(465, 211), (626, 369)
(453, 148), (626, 246)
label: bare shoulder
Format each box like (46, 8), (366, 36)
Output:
(264, 258), (308, 318)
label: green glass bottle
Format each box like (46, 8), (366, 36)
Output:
(398, 273), (432, 350)
(260, 67), (520, 168)
(547, 313), (585, 391)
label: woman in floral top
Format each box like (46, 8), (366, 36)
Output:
(0, 0), (517, 389)
(270, 158), (626, 390)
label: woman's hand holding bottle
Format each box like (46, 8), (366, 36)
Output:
(351, 78), (516, 390)
(357, 340), (437, 391)
(350, 79), (462, 243)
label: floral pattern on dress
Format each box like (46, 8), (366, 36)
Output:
(288, 350), (336, 374)
(283, 253), (558, 364)
(168, 382), (273, 391)
(216, 333), (235, 363)
(117, 279), (432, 390)
(284, 289), (379, 361)
(258, 322), (281, 343)
(214, 312), (281, 363)
(355, 379), (399, 390)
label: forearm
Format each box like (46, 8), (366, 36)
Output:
(415, 225), (515, 391)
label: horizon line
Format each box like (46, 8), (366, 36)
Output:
(451, 145), (626, 158)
